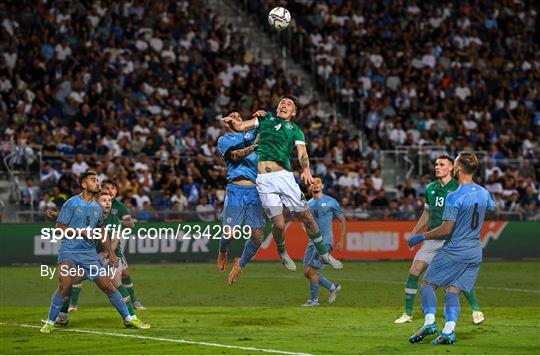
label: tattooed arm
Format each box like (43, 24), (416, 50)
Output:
(229, 143), (258, 162)
(296, 143), (314, 185)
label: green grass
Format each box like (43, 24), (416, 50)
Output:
(1, 261), (539, 354)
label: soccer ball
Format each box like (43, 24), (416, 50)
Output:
(268, 7), (291, 31)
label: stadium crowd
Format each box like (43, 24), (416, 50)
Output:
(1, 0), (539, 221)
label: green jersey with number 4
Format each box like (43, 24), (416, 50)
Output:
(424, 178), (459, 231)
(256, 112), (305, 171)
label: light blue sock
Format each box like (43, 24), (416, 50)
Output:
(239, 240), (260, 268)
(219, 235), (233, 253)
(108, 290), (130, 320)
(444, 292), (460, 323)
(318, 274), (335, 291)
(310, 284), (318, 301)
(421, 284), (437, 316)
(47, 291), (65, 322)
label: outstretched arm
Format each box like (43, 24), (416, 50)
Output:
(424, 220), (455, 240)
(224, 117), (258, 132)
(223, 110), (266, 132)
(229, 142), (258, 162)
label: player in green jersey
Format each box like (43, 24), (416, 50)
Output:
(101, 179), (145, 310)
(395, 155), (484, 325)
(224, 96), (343, 280)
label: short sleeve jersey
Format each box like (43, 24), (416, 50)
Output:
(308, 194), (344, 245)
(56, 194), (104, 251)
(424, 178), (459, 231)
(255, 112), (305, 171)
(441, 183), (496, 263)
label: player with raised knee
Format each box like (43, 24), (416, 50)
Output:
(224, 96), (343, 277)
(40, 171), (147, 333)
(216, 113), (290, 284)
(301, 176), (346, 307)
(407, 152), (496, 345)
(395, 155), (484, 324)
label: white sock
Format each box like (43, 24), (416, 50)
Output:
(424, 313), (435, 325)
(442, 321), (456, 334)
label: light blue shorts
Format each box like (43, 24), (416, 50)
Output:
(424, 251), (481, 293)
(57, 248), (107, 281)
(303, 243), (333, 269)
(222, 184), (266, 228)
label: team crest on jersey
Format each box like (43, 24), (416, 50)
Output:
(111, 208), (118, 215)
(226, 217), (232, 223)
(94, 211), (98, 217)
(285, 122), (293, 130)
(322, 202), (327, 207)
(244, 132), (252, 140)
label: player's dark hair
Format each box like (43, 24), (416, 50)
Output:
(79, 170), (97, 186)
(281, 95), (298, 110)
(312, 175), (323, 182)
(102, 178), (118, 190)
(436, 155), (454, 165)
(457, 152), (479, 175)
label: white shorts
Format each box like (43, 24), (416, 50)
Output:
(256, 170), (309, 218)
(413, 239), (445, 264)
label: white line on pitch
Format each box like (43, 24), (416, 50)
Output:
(0, 323), (310, 355)
(274, 275), (540, 293)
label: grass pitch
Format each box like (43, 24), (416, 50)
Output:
(1, 261), (539, 354)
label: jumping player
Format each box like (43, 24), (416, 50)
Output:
(216, 113), (292, 285)
(224, 96), (343, 282)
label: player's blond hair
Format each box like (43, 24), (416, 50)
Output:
(456, 152), (479, 175)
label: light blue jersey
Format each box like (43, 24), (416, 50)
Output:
(57, 194), (104, 251)
(441, 183), (495, 263)
(308, 194), (344, 246)
(217, 130), (258, 183)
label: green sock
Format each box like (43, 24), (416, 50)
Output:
(60, 298), (70, 314)
(404, 273), (420, 316)
(122, 276), (138, 303)
(69, 284), (82, 308)
(272, 225), (286, 254)
(463, 288), (481, 312)
(117, 285), (136, 316)
(308, 231), (328, 255)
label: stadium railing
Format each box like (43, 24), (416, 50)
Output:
(12, 208), (537, 223)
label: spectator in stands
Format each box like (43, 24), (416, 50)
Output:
(20, 178), (40, 207)
(38, 192), (56, 212)
(196, 196), (215, 222)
